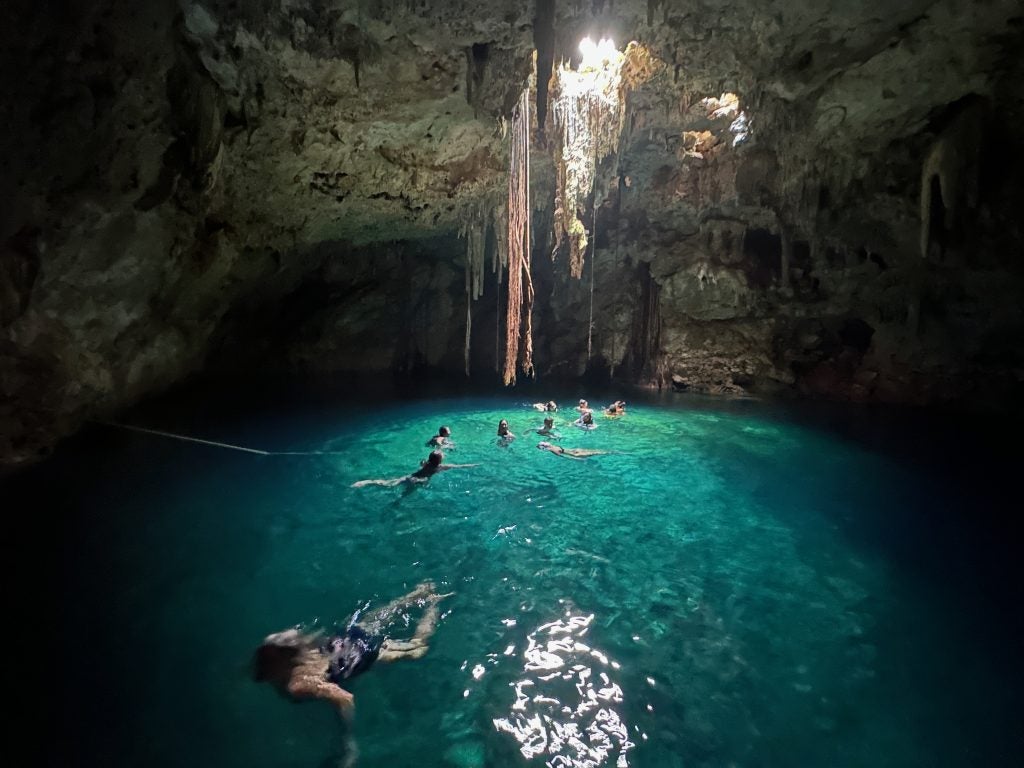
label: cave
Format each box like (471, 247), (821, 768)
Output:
(2, 2), (1023, 766)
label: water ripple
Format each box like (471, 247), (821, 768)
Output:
(491, 612), (635, 767)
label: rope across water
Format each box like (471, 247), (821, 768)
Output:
(94, 421), (347, 456)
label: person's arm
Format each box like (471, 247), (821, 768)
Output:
(287, 674), (354, 714)
(352, 476), (408, 488)
(440, 463), (480, 470)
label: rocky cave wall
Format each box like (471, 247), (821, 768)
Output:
(2, 0), (1023, 467)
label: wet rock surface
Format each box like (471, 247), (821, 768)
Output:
(2, 0), (1023, 466)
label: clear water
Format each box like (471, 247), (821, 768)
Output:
(11, 383), (1023, 767)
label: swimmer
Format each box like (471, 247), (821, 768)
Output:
(604, 400), (626, 416)
(574, 411), (596, 429)
(532, 400), (558, 412)
(252, 581), (452, 715)
(497, 419), (515, 442)
(536, 441), (609, 460)
(536, 417), (561, 438)
(352, 450), (477, 488)
(426, 425), (453, 448)
(576, 399), (592, 413)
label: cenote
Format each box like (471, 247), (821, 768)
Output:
(9, 380), (1023, 767)
(5, 3), (1024, 767)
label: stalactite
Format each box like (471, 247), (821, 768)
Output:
(586, 186), (597, 361)
(492, 200), (507, 276)
(459, 203), (488, 376)
(459, 202), (487, 300)
(504, 89), (531, 386)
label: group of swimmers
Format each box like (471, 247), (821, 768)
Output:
(255, 397), (629, 719)
(353, 398), (627, 487)
(365, 395), (625, 494)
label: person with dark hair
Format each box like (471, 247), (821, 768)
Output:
(532, 400), (558, 412)
(574, 411), (597, 430)
(252, 582), (452, 715)
(352, 450), (477, 488)
(536, 441), (609, 459)
(497, 419), (515, 442)
(604, 400), (626, 416)
(426, 425), (453, 448)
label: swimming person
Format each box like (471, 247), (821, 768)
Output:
(576, 399), (592, 413)
(532, 400), (558, 412)
(426, 425), (453, 448)
(604, 400), (626, 416)
(252, 581), (451, 715)
(574, 411), (597, 429)
(536, 417), (560, 438)
(497, 419), (515, 442)
(352, 450), (477, 487)
(536, 441), (609, 460)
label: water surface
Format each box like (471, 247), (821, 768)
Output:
(10, 383), (1023, 767)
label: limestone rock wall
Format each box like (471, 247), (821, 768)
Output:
(2, 0), (1023, 467)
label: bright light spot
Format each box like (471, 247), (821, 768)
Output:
(490, 613), (634, 766)
(578, 37), (618, 71)
(701, 92), (740, 118)
(730, 111), (750, 146)
(698, 92), (750, 146)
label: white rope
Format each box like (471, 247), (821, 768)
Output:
(95, 421), (346, 456)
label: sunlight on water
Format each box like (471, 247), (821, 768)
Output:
(487, 611), (634, 767)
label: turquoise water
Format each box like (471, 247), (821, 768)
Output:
(11, 386), (1023, 767)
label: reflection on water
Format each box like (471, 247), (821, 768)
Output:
(489, 611), (636, 768)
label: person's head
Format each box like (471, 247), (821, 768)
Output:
(498, 419), (509, 435)
(427, 449), (444, 466)
(543, 417), (554, 428)
(438, 425), (451, 437)
(546, 401), (557, 411)
(583, 411), (593, 424)
(252, 629), (305, 683)
(579, 399), (588, 408)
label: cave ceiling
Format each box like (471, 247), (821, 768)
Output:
(4, 0), (1019, 251)
(1, 0), (1022, 466)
